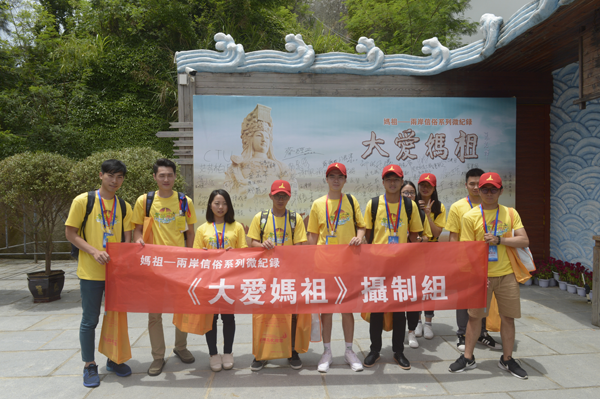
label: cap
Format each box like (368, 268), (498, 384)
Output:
(382, 164), (404, 178)
(479, 172), (502, 188)
(270, 180), (291, 196)
(418, 173), (437, 187)
(326, 163), (347, 177)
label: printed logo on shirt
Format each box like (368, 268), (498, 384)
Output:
(488, 220), (510, 236)
(95, 210), (119, 225)
(153, 207), (176, 224)
(265, 228), (289, 244)
(331, 210), (351, 226)
(379, 213), (404, 229)
(207, 233), (231, 249)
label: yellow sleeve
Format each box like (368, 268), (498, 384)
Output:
(186, 196), (198, 225)
(423, 216), (433, 238)
(65, 194), (86, 228)
(434, 203), (446, 229)
(131, 195), (145, 226)
(352, 196), (366, 228)
(246, 212), (263, 241)
(445, 203), (461, 234)
(293, 213), (307, 243)
(123, 202), (134, 232)
(307, 202), (320, 234)
(460, 214), (476, 242)
(364, 200), (373, 230)
(236, 222), (248, 248)
(408, 200), (423, 232)
(511, 207), (524, 230)
(193, 225), (205, 249)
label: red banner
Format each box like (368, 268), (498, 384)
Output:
(105, 242), (488, 314)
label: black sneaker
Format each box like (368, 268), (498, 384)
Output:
(498, 356), (528, 379)
(478, 332), (503, 350)
(449, 354), (476, 373)
(457, 334), (465, 352)
(106, 359), (132, 377)
(250, 358), (266, 371)
(288, 350), (302, 370)
(83, 364), (100, 388)
(393, 352), (411, 370)
(363, 351), (380, 367)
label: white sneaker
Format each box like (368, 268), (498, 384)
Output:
(423, 323), (434, 339)
(408, 331), (419, 348)
(414, 321), (424, 337)
(344, 350), (363, 372)
(318, 351), (333, 373)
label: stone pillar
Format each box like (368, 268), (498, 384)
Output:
(593, 236), (600, 326)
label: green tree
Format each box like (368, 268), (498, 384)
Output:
(0, 152), (76, 273)
(343, 0), (478, 55)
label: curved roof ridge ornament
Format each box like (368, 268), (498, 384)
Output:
(175, 0), (574, 76)
(308, 37), (384, 74)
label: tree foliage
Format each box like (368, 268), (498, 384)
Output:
(343, 0), (478, 55)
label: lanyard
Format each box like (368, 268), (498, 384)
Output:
(213, 222), (226, 249)
(97, 191), (116, 231)
(325, 194), (343, 235)
(179, 197), (188, 216)
(271, 210), (287, 246)
(467, 196), (473, 209)
(384, 194), (402, 234)
(480, 205), (499, 236)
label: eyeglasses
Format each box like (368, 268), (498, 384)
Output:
(273, 194), (290, 201)
(402, 191), (416, 197)
(480, 187), (500, 194)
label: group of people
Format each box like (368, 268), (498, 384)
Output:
(66, 157), (530, 389)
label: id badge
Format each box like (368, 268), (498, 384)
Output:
(176, 215), (187, 231)
(488, 245), (498, 262)
(102, 232), (114, 248)
(326, 235), (338, 245)
(388, 235), (399, 244)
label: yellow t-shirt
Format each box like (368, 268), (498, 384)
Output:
(132, 192), (197, 247)
(247, 210), (307, 245)
(193, 221), (248, 249)
(65, 192), (133, 281)
(307, 194), (366, 245)
(460, 204), (524, 277)
(364, 196), (423, 244)
(446, 197), (476, 240)
(424, 202), (446, 242)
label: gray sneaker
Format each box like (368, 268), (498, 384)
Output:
(251, 358), (266, 371)
(288, 351), (302, 370)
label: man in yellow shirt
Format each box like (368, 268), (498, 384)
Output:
(449, 172), (530, 379)
(132, 159), (197, 376)
(307, 163), (366, 373)
(446, 168), (501, 352)
(247, 180), (307, 371)
(363, 165), (423, 370)
(65, 159), (134, 388)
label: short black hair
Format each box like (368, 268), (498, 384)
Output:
(382, 172), (403, 180)
(206, 189), (235, 224)
(153, 158), (177, 175)
(465, 168), (485, 183)
(101, 159), (127, 176)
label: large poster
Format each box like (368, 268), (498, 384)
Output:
(193, 96), (516, 231)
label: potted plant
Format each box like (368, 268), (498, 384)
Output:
(564, 263), (578, 294)
(0, 152), (75, 303)
(536, 262), (553, 288)
(557, 262), (569, 291)
(549, 257), (560, 282)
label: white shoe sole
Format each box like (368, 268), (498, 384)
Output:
(317, 361), (331, 373)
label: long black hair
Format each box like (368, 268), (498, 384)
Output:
(206, 189), (235, 224)
(416, 180), (442, 220)
(402, 181), (426, 223)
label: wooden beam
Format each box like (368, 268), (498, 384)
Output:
(156, 131), (193, 138)
(174, 149), (193, 156)
(173, 158), (193, 165)
(173, 140), (193, 147)
(169, 122), (193, 129)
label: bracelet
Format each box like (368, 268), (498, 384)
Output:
(496, 236), (501, 245)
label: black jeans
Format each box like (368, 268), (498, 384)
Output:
(205, 314), (235, 356)
(369, 311), (419, 354)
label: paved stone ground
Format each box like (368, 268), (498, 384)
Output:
(1, 259), (599, 398)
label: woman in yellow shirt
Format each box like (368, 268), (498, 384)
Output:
(193, 189), (247, 372)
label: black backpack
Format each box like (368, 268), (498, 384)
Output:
(367, 196), (413, 244)
(259, 209), (297, 244)
(145, 191), (189, 241)
(70, 191), (127, 259)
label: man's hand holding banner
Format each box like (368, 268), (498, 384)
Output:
(105, 242), (488, 314)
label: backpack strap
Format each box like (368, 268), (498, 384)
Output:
(117, 195), (126, 242)
(79, 191), (96, 241)
(145, 191), (155, 217)
(368, 196), (379, 244)
(289, 211), (296, 243)
(346, 194), (357, 235)
(259, 209), (270, 243)
(404, 197), (412, 224)
(178, 192), (189, 242)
